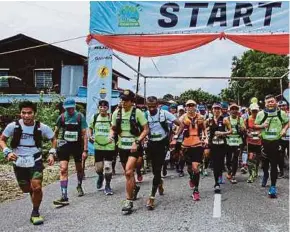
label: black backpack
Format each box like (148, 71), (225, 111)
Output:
(59, 113), (82, 142)
(115, 107), (142, 136)
(92, 113), (111, 131)
(260, 110), (283, 125)
(145, 109), (169, 135)
(10, 120), (42, 149)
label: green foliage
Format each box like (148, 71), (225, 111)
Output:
(220, 51), (289, 105)
(178, 88), (221, 104)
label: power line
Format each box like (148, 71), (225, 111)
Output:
(151, 58), (161, 75)
(0, 35), (87, 56)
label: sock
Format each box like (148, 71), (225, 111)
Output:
(31, 206), (39, 217)
(192, 172), (200, 189)
(60, 180), (68, 199)
(77, 172), (83, 186)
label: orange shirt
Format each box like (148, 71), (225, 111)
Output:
(181, 113), (203, 147)
(246, 116), (262, 146)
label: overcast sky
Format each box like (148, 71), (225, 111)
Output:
(0, 1), (249, 97)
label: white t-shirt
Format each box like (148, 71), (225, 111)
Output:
(3, 119), (54, 157)
(146, 109), (176, 141)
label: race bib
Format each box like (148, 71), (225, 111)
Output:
(95, 125), (110, 136)
(64, 131), (79, 142)
(15, 156), (35, 168)
(228, 137), (240, 146)
(251, 132), (260, 140)
(212, 136), (224, 145)
(265, 128), (278, 139)
(120, 137), (135, 150)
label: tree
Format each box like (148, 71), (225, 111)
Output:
(178, 88), (221, 104)
(220, 51), (289, 105)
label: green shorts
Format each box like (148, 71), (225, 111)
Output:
(13, 160), (44, 188)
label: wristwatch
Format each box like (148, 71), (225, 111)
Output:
(135, 140), (140, 145)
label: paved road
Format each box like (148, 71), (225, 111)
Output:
(0, 162), (288, 232)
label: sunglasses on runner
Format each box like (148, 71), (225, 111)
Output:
(186, 104), (196, 107)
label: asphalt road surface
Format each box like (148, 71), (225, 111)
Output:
(0, 162), (288, 232)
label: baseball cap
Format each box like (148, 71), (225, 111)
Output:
(186, 100), (197, 106)
(278, 100), (287, 106)
(120, 89), (135, 101)
(177, 105), (184, 111)
(170, 104), (178, 109)
(249, 103), (259, 111)
(63, 98), (76, 109)
(221, 102), (228, 109)
(161, 105), (169, 111)
(229, 103), (240, 110)
(99, 100), (109, 107)
(212, 103), (222, 108)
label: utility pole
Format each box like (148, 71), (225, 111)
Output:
(136, 57), (141, 97)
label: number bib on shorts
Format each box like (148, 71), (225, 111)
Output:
(64, 131), (79, 142)
(120, 137), (135, 150)
(15, 156), (35, 168)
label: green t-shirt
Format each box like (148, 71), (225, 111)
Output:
(226, 116), (245, 146)
(255, 110), (289, 141)
(89, 114), (115, 151)
(112, 107), (147, 150)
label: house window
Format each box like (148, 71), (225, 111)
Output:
(0, 69), (9, 88)
(34, 69), (53, 89)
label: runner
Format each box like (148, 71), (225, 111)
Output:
(53, 98), (88, 206)
(145, 96), (183, 210)
(278, 100), (289, 178)
(255, 95), (289, 198)
(245, 103), (262, 183)
(0, 101), (56, 225)
(226, 103), (246, 184)
(180, 100), (208, 200)
(111, 90), (149, 214)
(88, 100), (115, 195)
(207, 103), (232, 193)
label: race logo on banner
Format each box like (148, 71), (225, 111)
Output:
(86, 39), (113, 123)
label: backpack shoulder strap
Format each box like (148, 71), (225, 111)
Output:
(131, 107), (137, 121)
(93, 113), (99, 128)
(260, 111), (268, 124)
(277, 110), (283, 124)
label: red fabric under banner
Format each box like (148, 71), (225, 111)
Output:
(87, 33), (289, 57)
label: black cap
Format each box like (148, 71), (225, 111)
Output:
(99, 100), (109, 107)
(120, 89), (135, 101)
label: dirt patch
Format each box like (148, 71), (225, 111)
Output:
(0, 156), (95, 203)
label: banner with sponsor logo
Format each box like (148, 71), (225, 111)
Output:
(86, 39), (113, 123)
(90, 1), (289, 35)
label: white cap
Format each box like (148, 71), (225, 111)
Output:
(178, 105), (184, 111)
(249, 103), (259, 111)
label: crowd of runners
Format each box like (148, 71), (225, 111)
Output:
(0, 89), (289, 224)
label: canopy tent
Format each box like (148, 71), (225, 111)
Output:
(86, 1), (289, 120)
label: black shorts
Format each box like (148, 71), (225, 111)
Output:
(119, 146), (143, 165)
(94, 150), (115, 162)
(57, 142), (83, 163)
(175, 142), (182, 152)
(14, 158), (44, 188)
(147, 138), (168, 161)
(247, 143), (261, 154)
(183, 146), (204, 164)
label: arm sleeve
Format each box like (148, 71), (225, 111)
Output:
(2, 122), (15, 138)
(111, 110), (117, 127)
(164, 111), (177, 122)
(136, 109), (148, 126)
(40, 123), (54, 140)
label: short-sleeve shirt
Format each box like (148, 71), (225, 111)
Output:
(146, 109), (176, 141)
(89, 114), (115, 151)
(2, 119), (54, 157)
(226, 116), (245, 146)
(112, 107), (147, 150)
(255, 110), (288, 141)
(56, 111), (88, 130)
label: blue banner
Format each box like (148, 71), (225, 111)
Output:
(86, 39), (113, 123)
(90, 1), (289, 35)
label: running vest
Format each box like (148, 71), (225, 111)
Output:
(246, 116), (262, 145)
(116, 107), (142, 136)
(145, 109), (169, 141)
(209, 116), (226, 145)
(182, 113), (203, 147)
(227, 116), (244, 147)
(92, 113), (114, 148)
(10, 120), (42, 149)
(60, 113), (82, 143)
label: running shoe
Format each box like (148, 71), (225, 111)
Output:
(268, 186), (277, 198)
(214, 184), (221, 194)
(76, 185), (84, 197)
(96, 175), (104, 190)
(30, 215), (44, 225)
(278, 172), (284, 179)
(189, 179), (195, 190)
(53, 197), (69, 206)
(261, 175), (268, 187)
(146, 197), (155, 210)
(192, 191), (200, 201)
(247, 175), (254, 183)
(122, 200), (133, 213)
(158, 179), (164, 195)
(133, 185), (141, 200)
(241, 166), (248, 174)
(203, 169), (208, 176)
(104, 186), (113, 195)
(162, 168), (167, 177)
(230, 176), (237, 184)
(179, 171), (185, 177)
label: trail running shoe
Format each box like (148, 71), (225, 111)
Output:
(158, 180), (164, 195)
(179, 171), (185, 177)
(230, 176), (237, 184)
(133, 185), (141, 200)
(278, 172), (284, 179)
(261, 175), (268, 187)
(122, 200), (133, 213)
(77, 185), (84, 197)
(53, 197), (69, 206)
(268, 186), (277, 198)
(104, 186), (113, 195)
(241, 166), (248, 174)
(218, 176), (225, 184)
(162, 168), (167, 177)
(97, 175), (104, 190)
(30, 215), (44, 225)
(146, 197), (155, 210)
(203, 169), (208, 176)
(192, 191), (200, 201)
(189, 179), (195, 190)
(214, 184), (221, 194)
(247, 175), (254, 183)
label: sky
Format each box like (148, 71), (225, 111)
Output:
(0, 1), (249, 98)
